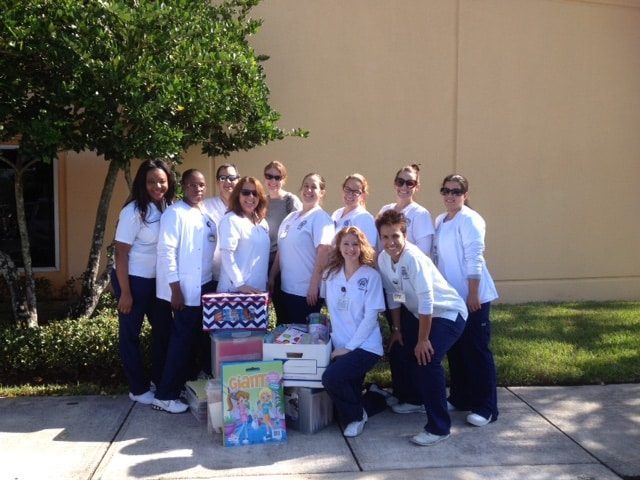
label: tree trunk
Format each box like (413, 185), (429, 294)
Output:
(70, 159), (121, 318)
(13, 155), (38, 328)
(0, 250), (31, 326)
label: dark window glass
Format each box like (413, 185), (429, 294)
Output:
(0, 148), (57, 269)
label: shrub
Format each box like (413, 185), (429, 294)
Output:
(0, 312), (151, 387)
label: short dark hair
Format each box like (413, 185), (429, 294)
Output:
(375, 209), (407, 235)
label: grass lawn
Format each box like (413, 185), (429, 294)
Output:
(366, 301), (640, 387)
(1, 301), (639, 396)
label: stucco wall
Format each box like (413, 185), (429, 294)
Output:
(48, 0), (640, 302)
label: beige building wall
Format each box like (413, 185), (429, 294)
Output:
(45, 0), (640, 302)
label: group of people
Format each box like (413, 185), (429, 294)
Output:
(112, 159), (499, 446)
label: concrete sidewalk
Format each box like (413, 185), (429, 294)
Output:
(1, 384), (638, 479)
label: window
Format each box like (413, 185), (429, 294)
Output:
(0, 146), (59, 270)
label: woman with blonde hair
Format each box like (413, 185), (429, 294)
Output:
(269, 173), (334, 324)
(331, 173), (377, 250)
(321, 226), (385, 437)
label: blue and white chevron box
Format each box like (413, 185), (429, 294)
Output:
(202, 292), (269, 332)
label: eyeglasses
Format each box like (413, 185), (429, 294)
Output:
(240, 189), (259, 197)
(440, 187), (465, 196)
(264, 173), (283, 181)
(218, 174), (239, 182)
(394, 178), (417, 188)
(343, 187), (362, 197)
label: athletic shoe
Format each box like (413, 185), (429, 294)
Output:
(129, 391), (154, 405)
(447, 401), (457, 411)
(411, 431), (450, 446)
(152, 398), (189, 414)
(369, 384), (399, 406)
(466, 413), (492, 427)
(343, 410), (368, 437)
(391, 402), (426, 414)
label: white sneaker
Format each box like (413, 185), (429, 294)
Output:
(129, 391), (155, 405)
(466, 413), (492, 427)
(152, 398), (189, 414)
(391, 403), (426, 414)
(411, 431), (450, 446)
(369, 384), (399, 406)
(343, 410), (368, 437)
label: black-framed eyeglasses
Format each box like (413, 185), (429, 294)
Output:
(440, 187), (465, 196)
(240, 189), (259, 197)
(264, 173), (283, 181)
(394, 178), (417, 188)
(343, 187), (362, 197)
(218, 174), (239, 182)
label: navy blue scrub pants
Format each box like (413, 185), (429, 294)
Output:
(155, 280), (216, 401)
(111, 271), (171, 395)
(278, 291), (323, 324)
(393, 305), (466, 436)
(322, 348), (380, 424)
(447, 302), (498, 421)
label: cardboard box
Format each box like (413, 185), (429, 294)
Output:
(211, 331), (264, 378)
(202, 292), (269, 332)
(284, 387), (334, 433)
(262, 337), (332, 388)
(221, 360), (287, 447)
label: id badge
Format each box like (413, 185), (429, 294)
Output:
(392, 292), (406, 303)
(337, 296), (350, 310)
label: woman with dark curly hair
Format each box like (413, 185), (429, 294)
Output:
(111, 159), (176, 405)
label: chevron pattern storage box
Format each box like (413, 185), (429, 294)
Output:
(202, 292), (269, 332)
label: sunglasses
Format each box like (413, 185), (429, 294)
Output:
(218, 174), (239, 182)
(240, 189), (259, 197)
(394, 178), (418, 188)
(440, 187), (465, 196)
(264, 173), (283, 181)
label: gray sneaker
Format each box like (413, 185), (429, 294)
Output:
(411, 431), (450, 446)
(343, 410), (368, 437)
(152, 398), (189, 414)
(129, 391), (155, 405)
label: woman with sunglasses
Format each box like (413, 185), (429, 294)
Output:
(269, 173), (335, 324)
(378, 164), (435, 414)
(321, 226), (385, 438)
(217, 177), (270, 294)
(263, 161), (302, 320)
(331, 173), (378, 250)
(433, 174), (499, 427)
(112, 159), (175, 406)
(378, 164), (434, 256)
(203, 163), (240, 282)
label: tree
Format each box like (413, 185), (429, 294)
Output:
(1, 0), (305, 323)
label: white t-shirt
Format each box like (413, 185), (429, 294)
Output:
(322, 265), (385, 356)
(378, 202), (435, 255)
(203, 196), (229, 281)
(114, 202), (163, 278)
(156, 201), (217, 306)
(216, 212), (270, 292)
(331, 205), (378, 250)
(378, 242), (468, 322)
(278, 206), (335, 297)
(433, 206), (498, 304)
